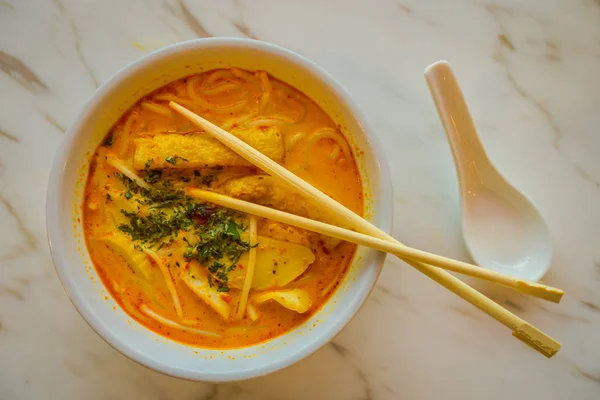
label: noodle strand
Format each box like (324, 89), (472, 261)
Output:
(143, 248), (183, 318)
(141, 305), (221, 337)
(106, 155), (150, 189)
(304, 128), (352, 168)
(141, 101), (172, 117)
(236, 216), (258, 320)
(116, 112), (137, 157)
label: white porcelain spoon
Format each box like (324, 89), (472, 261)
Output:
(424, 60), (552, 281)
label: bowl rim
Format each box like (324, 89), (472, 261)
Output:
(46, 37), (393, 381)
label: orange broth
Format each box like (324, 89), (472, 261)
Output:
(83, 68), (363, 348)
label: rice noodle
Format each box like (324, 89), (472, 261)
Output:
(143, 247), (183, 318)
(94, 148), (107, 220)
(304, 128), (352, 168)
(285, 132), (304, 152)
(236, 216), (257, 320)
(205, 69), (235, 85)
(231, 67), (260, 86)
(258, 71), (272, 114)
(140, 304), (221, 337)
(106, 154), (150, 189)
(186, 76), (249, 114)
(185, 75), (204, 101)
(245, 116), (294, 127)
(321, 278), (340, 298)
(117, 112), (136, 157)
(275, 88), (307, 123)
(221, 112), (256, 130)
(94, 147), (107, 187)
(141, 101), (172, 117)
(246, 302), (259, 321)
(292, 272), (315, 285)
(156, 242), (184, 257)
(197, 97), (249, 114)
(320, 260), (347, 297)
(152, 93), (196, 109)
(198, 82), (241, 96)
(328, 144), (341, 160)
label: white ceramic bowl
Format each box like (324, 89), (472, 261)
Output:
(46, 38), (393, 381)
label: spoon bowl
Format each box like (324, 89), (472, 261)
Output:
(462, 179), (552, 281)
(425, 60), (552, 281)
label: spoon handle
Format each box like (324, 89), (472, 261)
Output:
(424, 61), (492, 190)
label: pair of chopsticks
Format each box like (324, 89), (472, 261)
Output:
(169, 101), (562, 358)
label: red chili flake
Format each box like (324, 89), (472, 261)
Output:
(237, 264), (244, 270)
(220, 293), (232, 303)
(192, 215), (207, 225)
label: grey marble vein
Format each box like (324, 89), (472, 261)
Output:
(576, 367), (600, 385)
(537, 303), (590, 324)
(38, 108), (65, 133)
(0, 193), (37, 250)
(497, 33), (515, 50)
(393, 1), (436, 25)
(448, 305), (481, 320)
(356, 368), (373, 400)
(329, 340), (351, 357)
(503, 299), (525, 312)
(0, 1), (15, 10)
(374, 284), (408, 302)
(169, 0), (212, 38)
(52, 0), (99, 88)
(0, 284), (26, 301)
(0, 128), (19, 142)
(0, 50), (48, 92)
(233, 22), (257, 39)
(581, 301), (600, 312)
(196, 384), (218, 400)
(482, 3), (600, 191)
(326, 342), (374, 399)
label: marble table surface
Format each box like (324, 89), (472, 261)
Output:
(1, 0), (599, 398)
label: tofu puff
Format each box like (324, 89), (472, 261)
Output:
(83, 68), (363, 349)
(133, 126), (284, 170)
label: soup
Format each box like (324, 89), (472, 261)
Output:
(83, 68), (363, 348)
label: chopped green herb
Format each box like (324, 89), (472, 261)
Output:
(103, 134), (113, 147)
(144, 159), (153, 169)
(200, 173), (215, 186)
(165, 155), (189, 164)
(106, 193), (112, 201)
(144, 170), (162, 184)
(207, 274), (213, 288)
(226, 223), (240, 239)
(115, 170), (251, 291)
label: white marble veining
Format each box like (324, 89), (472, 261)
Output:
(1, 0), (599, 398)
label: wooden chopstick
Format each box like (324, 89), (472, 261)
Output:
(170, 101), (561, 358)
(187, 189), (563, 303)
